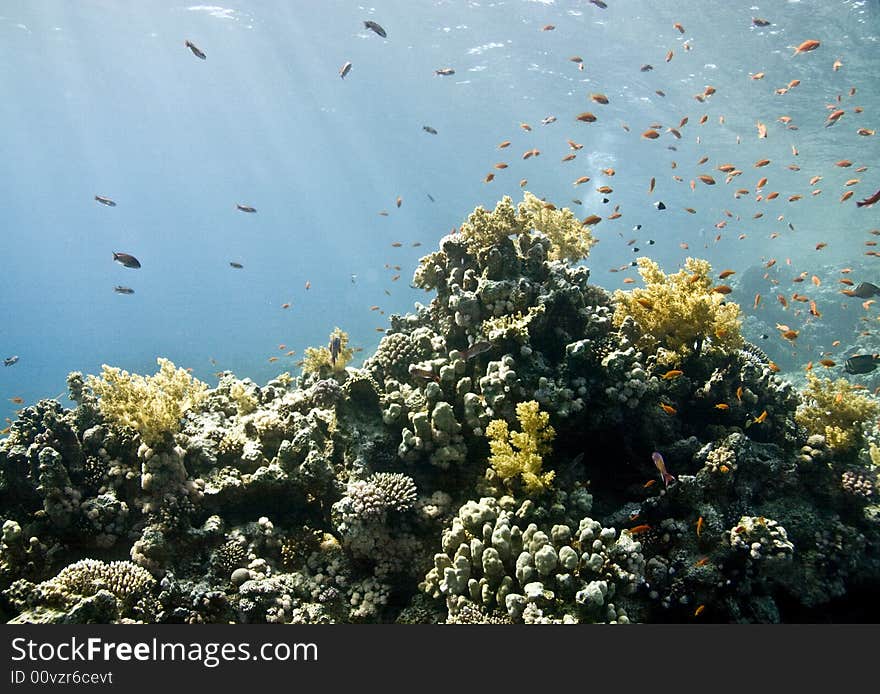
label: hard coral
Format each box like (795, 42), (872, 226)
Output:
(796, 374), (880, 452)
(86, 358), (207, 447)
(485, 400), (555, 496)
(612, 257), (743, 366)
(518, 191), (596, 262)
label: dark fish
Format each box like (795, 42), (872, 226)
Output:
(185, 40), (206, 60)
(112, 252), (141, 269)
(229, 262), (244, 269)
(853, 282), (880, 298)
(339, 61), (352, 79)
(95, 195), (116, 207)
(640, 64), (654, 72)
(426, 193), (435, 202)
(856, 188), (880, 208)
(434, 67), (455, 76)
(364, 20), (387, 38)
(752, 18), (771, 27)
(236, 204), (257, 213)
(589, 0), (608, 8)
(423, 125), (438, 135)
(461, 341), (492, 360)
(410, 366), (439, 382)
(329, 335), (342, 367)
(113, 286), (134, 295)
(654, 201), (666, 210)
(3, 356), (19, 367)
(845, 354), (880, 375)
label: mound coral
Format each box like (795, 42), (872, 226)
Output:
(485, 400), (556, 495)
(86, 358), (207, 446)
(302, 327), (354, 375)
(796, 374), (880, 452)
(612, 257), (743, 366)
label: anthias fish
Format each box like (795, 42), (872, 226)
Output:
(112, 252), (141, 269)
(651, 451), (676, 487)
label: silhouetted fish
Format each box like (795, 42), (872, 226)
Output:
(113, 286), (134, 295)
(112, 252), (141, 269)
(423, 125), (438, 134)
(3, 356), (19, 367)
(95, 195), (116, 207)
(185, 40), (206, 60)
(364, 20), (387, 38)
(229, 262), (244, 269)
(236, 204), (257, 213)
(340, 61), (352, 79)
(852, 282), (880, 298)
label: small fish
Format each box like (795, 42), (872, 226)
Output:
(793, 39), (820, 56)
(589, 0), (608, 7)
(819, 359), (835, 368)
(363, 20), (387, 38)
(3, 356), (18, 367)
(643, 479), (656, 488)
(754, 293), (762, 309)
(715, 403), (729, 410)
(654, 201), (666, 210)
(236, 204), (257, 213)
(590, 93), (609, 105)
(694, 605), (706, 617)
(396, 196), (403, 207)
(229, 262), (244, 269)
(712, 285), (733, 295)
(753, 18), (771, 27)
(673, 22), (685, 34)
(461, 341), (492, 360)
(628, 524), (652, 536)
(640, 64), (653, 72)
(696, 516), (705, 537)
(112, 252), (141, 269)
(113, 285), (135, 294)
(652, 451), (676, 487)
(695, 557), (710, 567)
(422, 125), (438, 135)
(719, 270), (736, 279)
(281, 303), (291, 309)
(661, 369), (683, 380)
(305, 280), (311, 290)
(9, 397), (23, 405)
(185, 40), (206, 60)
(95, 195), (116, 207)
(434, 67), (455, 76)
(753, 410), (769, 424)
(642, 129), (660, 139)
(577, 112), (597, 123)
(339, 61), (353, 78)
(659, 403), (677, 416)
(329, 335), (342, 367)
(410, 366), (439, 383)
(845, 354), (879, 375)
(541, 24), (555, 31)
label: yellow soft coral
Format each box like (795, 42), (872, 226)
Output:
(459, 195), (525, 255)
(485, 400), (556, 496)
(302, 327), (354, 375)
(612, 257), (743, 366)
(518, 191), (595, 262)
(796, 374), (880, 452)
(87, 358), (207, 446)
(481, 305), (545, 342)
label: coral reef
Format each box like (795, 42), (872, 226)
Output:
(1, 195), (878, 624)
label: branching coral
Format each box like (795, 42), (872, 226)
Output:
(459, 195), (525, 256)
(796, 374), (880, 452)
(302, 327), (354, 375)
(485, 400), (555, 495)
(612, 257), (743, 366)
(86, 358), (207, 446)
(480, 305), (545, 342)
(518, 191), (595, 262)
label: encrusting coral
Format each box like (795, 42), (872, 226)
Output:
(612, 257), (743, 366)
(796, 374), (880, 452)
(85, 358), (207, 447)
(485, 400), (556, 495)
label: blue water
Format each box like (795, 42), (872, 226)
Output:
(1, 0), (878, 424)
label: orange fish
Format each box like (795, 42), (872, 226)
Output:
(577, 112), (598, 123)
(642, 129), (660, 139)
(666, 49), (673, 62)
(755, 159), (771, 168)
(793, 39), (821, 56)
(567, 139), (584, 150)
(694, 605), (706, 617)
(719, 270), (736, 279)
(819, 359), (836, 368)
(810, 301), (821, 317)
(696, 516), (705, 537)
(281, 302), (291, 309)
(649, 177), (656, 193)
(629, 524), (652, 536)
(715, 403), (729, 410)
(712, 285), (733, 294)
(661, 369), (683, 380)
(673, 22), (685, 33)
(754, 293), (762, 309)
(498, 140), (511, 148)
(494, 162), (508, 169)
(756, 122), (767, 138)
(574, 176), (591, 186)
(9, 397), (23, 405)
(736, 386), (744, 401)
(484, 173), (495, 183)
(782, 329), (799, 340)
(768, 361), (780, 373)
(520, 122), (532, 131)
(753, 410), (769, 424)
(695, 557), (710, 567)
(811, 275), (821, 286)
(698, 175), (716, 185)
(591, 93), (609, 104)
(643, 479), (657, 488)
(660, 403), (677, 415)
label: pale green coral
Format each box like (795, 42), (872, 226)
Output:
(481, 305), (545, 342)
(302, 327), (354, 375)
(796, 374), (880, 452)
(485, 400), (555, 496)
(518, 191), (595, 262)
(86, 358), (207, 447)
(229, 382), (258, 415)
(612, 257), (743, 366)
(459, 195), (525, 255)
